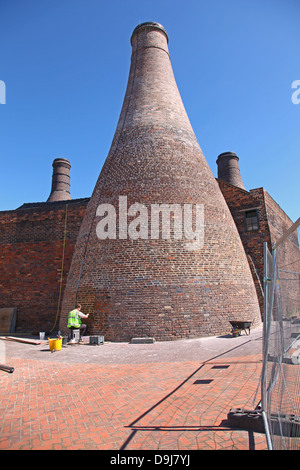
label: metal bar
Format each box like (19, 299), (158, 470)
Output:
(262, 410), (274, 450)
(273, 217), (300, 250)
(261, 242), (269, 412)
(261, 243), (278, 450)
(0, 364), (14, 373)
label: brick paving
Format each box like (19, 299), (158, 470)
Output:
(0, 328), (268, 451)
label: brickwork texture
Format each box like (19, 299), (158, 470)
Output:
(0, 200), (88, 333)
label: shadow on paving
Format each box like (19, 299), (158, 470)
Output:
(120, 339), (264, 450)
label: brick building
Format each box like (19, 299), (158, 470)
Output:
(0, 158), (89, 334)
(0, 23), (298, 339)
(216, 151), (299, 317)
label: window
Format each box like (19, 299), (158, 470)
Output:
(245, 210), (259, 231)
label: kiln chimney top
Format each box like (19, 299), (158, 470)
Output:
(131, 21), (169, 44)
(216, 151), (246, 190)
(47, 158), (72, 202)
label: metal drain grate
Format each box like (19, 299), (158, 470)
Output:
(193, 379), (214, 385)
(211, 365), (230, 369)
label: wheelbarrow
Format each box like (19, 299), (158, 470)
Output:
(230, 321), (252, 337)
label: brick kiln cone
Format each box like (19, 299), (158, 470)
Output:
(59, 22), (261, 341)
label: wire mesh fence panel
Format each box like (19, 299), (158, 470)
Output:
(263, 219), (300, 450)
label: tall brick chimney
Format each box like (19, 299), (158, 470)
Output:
(47, 158), (72, 202)
(216, 152), (246, 190)
(59, 22), (260, 341)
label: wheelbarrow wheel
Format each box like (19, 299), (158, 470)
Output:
(232, 326), (241, 337)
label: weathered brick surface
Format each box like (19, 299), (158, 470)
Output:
(217, 181), (270, 284)
(264, 191), (300, 317)
(47, 158), (72, 202)
(0, 199), (88, 333)
(217, 152), (245, 190)
(59, 23), (261, 341)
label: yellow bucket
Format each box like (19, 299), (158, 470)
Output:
(48, 337), (62, 351)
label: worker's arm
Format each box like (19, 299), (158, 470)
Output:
(78, 312), (89, 319)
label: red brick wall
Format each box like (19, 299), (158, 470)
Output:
(264, 192), (300, 317)
(217, 181), (271, 281)
(264, 191), (297, 245)
(0, 199), (88, 334)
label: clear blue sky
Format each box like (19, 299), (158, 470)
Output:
(0, 0), (299, 223)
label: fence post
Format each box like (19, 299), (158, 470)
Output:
(261, 241), (274, 449)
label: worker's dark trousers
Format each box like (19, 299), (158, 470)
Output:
(69, 324), (87, 340)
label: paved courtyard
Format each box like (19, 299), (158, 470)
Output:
(0, 325), (268, 451)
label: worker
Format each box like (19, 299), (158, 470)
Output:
(67, 304), (89, 342)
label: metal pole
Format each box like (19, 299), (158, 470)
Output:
(261, 242), (268, 412)
(261, 241), (274, 449)
(262, 410), (273, 450)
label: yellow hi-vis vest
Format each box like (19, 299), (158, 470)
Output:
(67, 309), (81, 328)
